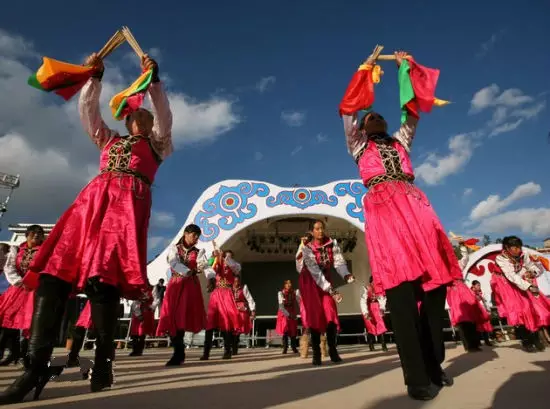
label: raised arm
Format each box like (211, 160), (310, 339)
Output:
(302, 246), (332, 292)
(295, 244), (305, 273)
(166, 245), (191, 277)
(243, 285), (256, 312)
(524, 253), (543, 276)
(458, 246), (469, 271)
(360, 287), (368, 317)
(3, 246), (21, 286)
(332, 240), (350, 279)
(278, 291), (290, 317)
(148, 81), (174, 160)
(495, 255), (532, 291)
(225, 256), (242, 276)
(392, 115), (418, 153)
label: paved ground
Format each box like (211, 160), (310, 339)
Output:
(0, 341), (549, 409)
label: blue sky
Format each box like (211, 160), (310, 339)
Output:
(0, 1), (549, 258)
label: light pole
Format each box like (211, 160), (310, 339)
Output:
(0, 172), (20, 232)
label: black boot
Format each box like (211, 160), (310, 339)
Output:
(518, 326), (536, 353)
(483, 332), (493, 347)
(0, 330), (20, 366)
(326, 323), (342, 363)
(282, 335), (289, 354)
(67, 327), (86, 367)
(407, 383), (441, 401)
(89, 299), (119, 393)
(367, 334), (375, 351)
(381, 335), (388, 352)
(232, 334), (240, 356)
(533, 330), (546, 352)
(310, 331), (322, 366)
(166, 332), (185, 365)
(139, 336), (147, 355)
(0, 275), (71, 404)
(129, 336), (140, 357)
(290, 337), (298, 354)
(222, 332), (233, 359)
(20, 338), (30, 369)
(200, 329), (213, 360)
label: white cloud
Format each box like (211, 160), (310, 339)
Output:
(512, 101), (546, 120)
(150, 210), (176, 228)
(470, 84), (533, 113)
(290, 145), (303, 156)
(463, 188), (473, 198)
(0, 28), (240, 225)
(489, 119), (524, 137)
(476, 30), (505, 58)
(255, 76), (276, 93)
(316, 133), (328, 143)
(148, 235), (168, 251)
(281, 111), (306, 127)
(415, 134), (476, 185)
(470, 182), (542, 221)
(254, 151), (263, 161)
(474, 208), (550, 238)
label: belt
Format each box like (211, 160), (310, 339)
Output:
(365, 173), (415, 189)
(100, 168), (152, 186)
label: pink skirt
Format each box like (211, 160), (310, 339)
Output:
(364, 301), (387, 336)
(447, 281), (487, 326)
(29, 174), (151, 300)
(76, 301), (93, 329)
(156, 275), (206, 336)
(0, 286), (34, 331)
(206, 287), (240, 332)
(299, 269), (340, 333)
(236, 310), (252, 335)
(490, 274), (538, 332)
(362, 181), (460, 293)
(528, 292), (550, 328)
(276, 310), (299, 337)
(477, 320), (493, 333)
(130, 308), (154, 336)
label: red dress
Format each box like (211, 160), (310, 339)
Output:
(130, 297), (155, 337)
(298, 238), (348, 333)
(206, 259), (241, 332)
(276, 289), (299, 337)
(0, 243), (40, 335)
(472, 288), (493, 332)
(28, 79), (173, 300)
(75, 301), (93, 329)
(233, 285), (254, 335)
(362, 286), (387, 336)
(156, 244), (207, 336)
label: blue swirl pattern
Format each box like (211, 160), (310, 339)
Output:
(333, 182), (367, 223)
(266, 188), (338, 210)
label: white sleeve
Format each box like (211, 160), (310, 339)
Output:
(4, 246), (21, 286)
(166, 245), (191, 276)
(332, 240), (350, 279)
(278, 291), (290, 316)
(360, 287), (368, 316)
(524, 254), (543, 276)
(378, 295), (387, 311)
(225, 257), (241, 275)
(243, 285), (256, 311)
(196, 249), (208, 273)
(392, 114), (418, 153)
(295, 289), (301, 307)
(204, 265), (216, 280)
(302, 246), (332, 292)
(495, 255), (532, 291)
(295, 244), (305, 273)
(458, 246), (469, 270)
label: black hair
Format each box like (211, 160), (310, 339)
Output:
(304, 232), (313, 242)
(502, 236), (523, 249)
(472, 280), (480, 286)
(184, 224), (202, 236)
(25, 224), (44, 237)
(312, 219), (325, 228)
(158, 278), (165, 284)
(223, 249), (234, 257)
(369, 276), (374, 284)
(0, 243), (9, 254)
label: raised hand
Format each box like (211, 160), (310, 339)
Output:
(394, 51), (410, 67)
(84, 53), (104, 72)
(141, 54), (159, 81)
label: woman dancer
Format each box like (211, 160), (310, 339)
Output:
(494, 236), (546, 352)
(156, 224), (210, 366)
(276, 280), (300, 354)
(129, 288), (154, 357)
(298, 220), (354, 366)
(0, 243), (10, 361)
(0, 53), (172, 404)
(232, 276), (256, 355)
(201, 250), (241, 360)
(339, 51), (460, 400)
(470, 280), (493, 346)
(360, 277), (388, 352)
(0, 225), (44, 367)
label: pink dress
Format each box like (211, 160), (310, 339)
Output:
(446, 281), (489, 327)
(156, 244), (207, 336)
(206, 258), (241, 332)
(298, 237), (349, 333)
(361, 286), (387, 336)
(0, 243), (40, 334)
(233, 285), (255, 335)
(276, 289), (299, 337)
(342, 114), (461, 294)
(75, 301), (93, 329)
(527, 278), (550, 328)
(28, 79), (173, 300)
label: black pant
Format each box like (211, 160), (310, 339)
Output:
(458, 322), (480, 350)
(385, 280), (447, 387)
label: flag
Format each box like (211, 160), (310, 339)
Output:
(110, 69), (153, 120)
(398, 59), (449, 123)
(339, 64), (375, 116)
(28, 57), (97, 101)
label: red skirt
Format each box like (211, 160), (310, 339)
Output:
(364, 301), (387, 336)
(206, 287), (240, 332)
(276, 310), (298, 337)
(236, 310), (252, 335)
(299, 296), (308, 329)
(447, 281), (488, 326)
(490, 274), (538, 332)
(156, 275), (206, 336)
(130, 308), (154, 336)
(299, 269), (340, 333)
(0, 286), (34, 331)
(29, 174), (151, 300)
(75, 301), (93, 329)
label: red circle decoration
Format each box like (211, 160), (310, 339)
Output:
(297, 192), (306, 200)
(225, 198), (235, 206)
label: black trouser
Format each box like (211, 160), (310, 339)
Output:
(69, 326), (87, 361)
(457, 322), (480, 350)
(385, 280), (447, 387)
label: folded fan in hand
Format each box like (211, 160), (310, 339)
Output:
(109, 69), (153, 120)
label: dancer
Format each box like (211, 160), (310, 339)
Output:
(0, 53), (172, 404)
(494, 236), (547, 352)
(276, 280), (300, 354)
(298, 220), (354, 366)
(339, 51), (460, 400)
(0, 225), (44, 368)
(129, 288), (154, 357)
(201, 250), (241, 360)
(470, 280), (493, 346)
(232, 276), (256, 355)
(156, 224), (210, 366)
(360, 277), (388, 352)
(152, 278), (166, 315)
(0, 243), (11, 360)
